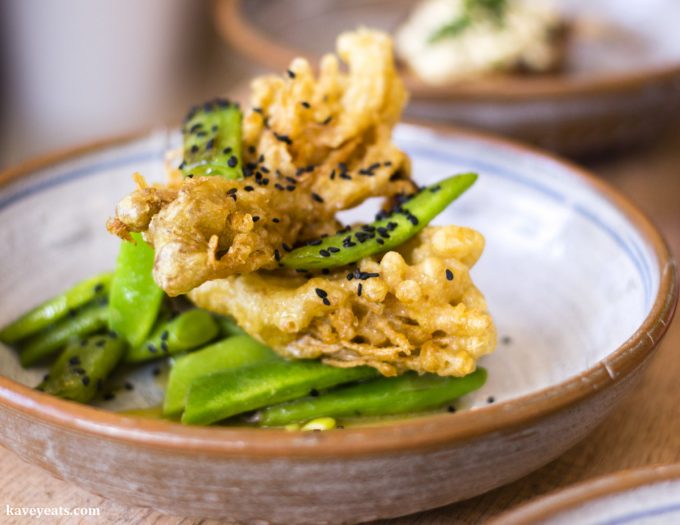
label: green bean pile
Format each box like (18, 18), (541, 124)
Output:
(0, 99), (488, 429)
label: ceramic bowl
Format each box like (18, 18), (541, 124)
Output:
(489, 463), (680, 525)
(215, 0), (680, 156)
(0, 124), (676, 524)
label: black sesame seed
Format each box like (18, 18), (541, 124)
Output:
(244, 185), (254, 192)
(274, 249), (281, 262)
(223, 147), (232, 154)
(82, 376), (90, 386)
(309, 388), (319, 397)
(301, 101), (311, 108)
(252, 215), (260, 222)
(315, 288), (328, 298)
(430, 185), (442, 193)
(319, 249), (330, 257)
(272, 218), (280, 223)
(147, 343), (158, 354)
(447, 405), (456, 413)
(282, 243), (292, 252)
(94, 283), (105, 294)
(160, 330), (169, 341)
(190, 123), (203, 133)
(273, 132), (293, 145)
(287, 69), (296, 78)
(357, 283), (363, 296)
(321, 115), (332, 125)
(205, 138), (215, 150)
(275, 183), (285, 191)
(253, 107), (263, 114)
(376, 238), (384, 245)
(328, 246), (340, 253)
(191, 144), (199, 154)
(73, 367), (86, 375)
(286, 185), (296, 191)
(311, 193), (324, 203)
(228, 155), (238, 168)
(308, 239), (322, 246)
(446, 269), (454, 281)
(248, 145), (256, 154)
(161, 341), (169, 353)
(227, 188), (238, 195)
(487, 396), (495, 404)
(322, 297), (331, 306)
(108, 330), (118, 339)
(68, 356), (81, 366)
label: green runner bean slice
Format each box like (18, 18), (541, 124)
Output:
(281, 173), (478, 270)
(259, 368), (487, 426)
(215, 315), (246, 338)
(109, 232), (164, 348)
(38, 333), (126, 403)
(182, 360), (378, 425)
(20, 303), (109, 368)
(163, 335), (279, 417)
(0, 272), (111, 344)
(124, 309), (220, 364)
(181, 98), (243, 179)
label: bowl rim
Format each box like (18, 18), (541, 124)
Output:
(487, 463), (680, 524)
(214, 0), (680, 101)
(0, 122), (676, 459)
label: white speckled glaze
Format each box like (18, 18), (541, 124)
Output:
(492, 464), (680, 525)
(0, 124), (675, 524)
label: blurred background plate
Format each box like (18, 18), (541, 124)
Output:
(489, 463), (680, 525)
(215, 0), (680, 157)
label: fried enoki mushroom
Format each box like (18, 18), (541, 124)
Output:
(189, 226), (496, 377)
(107, 29), (415, 296)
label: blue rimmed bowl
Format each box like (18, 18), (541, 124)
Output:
(0, 124), (675, 524)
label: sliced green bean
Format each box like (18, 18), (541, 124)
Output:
(0, 272), (111, 344)
(163, 335), (279, 417)
(109, 232), (164, 348)
(215, 315), (246, 338)
(124, 309), (219, 364)
(182, 361), (378, 425)
(20, 303), (109, 367)
(181, 98), (243, 179)
(38, 334), (126, 403)
(259, 368), (487, 426)
(281, 173), (478, 270)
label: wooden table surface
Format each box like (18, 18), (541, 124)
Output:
(0, 126), (678, 524)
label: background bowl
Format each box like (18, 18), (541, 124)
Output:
(215, 0), (680, 157)
(0, 124), (675, 524)
(489, 463), (680, 524)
